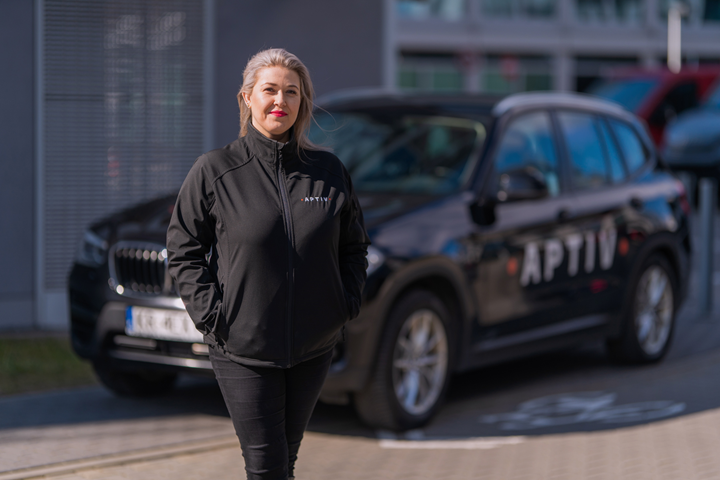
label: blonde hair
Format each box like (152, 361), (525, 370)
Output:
(238, 48), (323, 153)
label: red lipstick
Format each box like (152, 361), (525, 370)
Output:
(270, 111), (287, 117)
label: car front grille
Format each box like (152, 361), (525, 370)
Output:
(109, 242), (175, 296)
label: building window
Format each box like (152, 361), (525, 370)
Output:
(482, 0), (557, 18)
(576, 0), (644, 23)
(396, 0), (467, 20)
(658, 0), (720, 23)
(575, 56), (639, 92)
(398, 54), (465, 91)
(482, 55), (553, 94)
(706, 0), (720, 21)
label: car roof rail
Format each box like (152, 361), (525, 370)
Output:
(315, 88), (501, 110)
(315, 88), (401, 107)
(493, 91), (628, 117)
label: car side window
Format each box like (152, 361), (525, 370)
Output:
(597, 118), (627, 183)
(609, 119), (648, 174)
(558, 111), (610, 190)
(492, 111), (560, 197)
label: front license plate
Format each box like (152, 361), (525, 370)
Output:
(125, 306), (204, 343)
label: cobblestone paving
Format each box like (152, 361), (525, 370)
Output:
(0, 385), (234, 473)
(0, 415), (234, 472)
(45, 406), (720, 480)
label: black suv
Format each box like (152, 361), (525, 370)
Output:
(69, 92), (691, 431)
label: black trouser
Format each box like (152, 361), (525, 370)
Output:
(209, 346), (333, 480)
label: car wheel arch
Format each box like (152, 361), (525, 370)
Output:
(635, 233), (683, 292)
(363, 258), (474, 380)
(609, 232), (684, 338)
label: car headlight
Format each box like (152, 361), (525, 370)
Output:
(366, 245), (385, 277)
(76, 230), (108, 267)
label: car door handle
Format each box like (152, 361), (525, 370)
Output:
(630, 197), (643, 210)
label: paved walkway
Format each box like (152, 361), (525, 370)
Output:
(0, 385), (235, 473)
(3, 343), (720, 480)
(3, 213), (720, 479)
(13, 403), (719, 480)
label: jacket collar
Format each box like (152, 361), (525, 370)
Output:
(244, 121), (298, 165)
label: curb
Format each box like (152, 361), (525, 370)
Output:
(0, 436), (238, 480)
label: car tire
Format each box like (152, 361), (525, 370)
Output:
(606, 254), (678, 364)
(354, 290), (452, 431)
(93, 362), (178, 397)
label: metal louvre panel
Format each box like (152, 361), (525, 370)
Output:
(43, 0), (204, 289)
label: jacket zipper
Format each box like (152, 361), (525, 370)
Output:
(276, 146), (295, 367)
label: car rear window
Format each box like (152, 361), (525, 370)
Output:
(597, 119), (627, 183)
(608, 119), (648, 174)
(309, 112), (487, 195)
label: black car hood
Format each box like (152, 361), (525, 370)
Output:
(99, 191), (458, 248)
(358, 192), (443, 230)
(363, 191), (477, 259)
(94, 194), (177, 245)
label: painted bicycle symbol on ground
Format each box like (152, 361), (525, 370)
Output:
(481, 391), (686, 430)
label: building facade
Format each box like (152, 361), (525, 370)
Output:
(392, 0), (720, 93)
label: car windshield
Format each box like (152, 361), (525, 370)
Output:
(704, 81), (720, 107)
(588, 78), (659, 112)
(308, 111), (487, 195)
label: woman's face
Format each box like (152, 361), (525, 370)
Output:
(241, 66), (301, 143)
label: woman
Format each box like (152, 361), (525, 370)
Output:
(167, 48), (370, 480)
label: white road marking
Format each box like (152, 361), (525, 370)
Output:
(379, 436), (526, 450)
(377, 429), (525, 450)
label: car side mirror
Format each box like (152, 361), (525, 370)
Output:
(469, 196), (496, 226)
(497, 168), (549, 202)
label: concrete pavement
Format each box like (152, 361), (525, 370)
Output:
(4, 311), (720, 480)
(10, 401), (720, 480)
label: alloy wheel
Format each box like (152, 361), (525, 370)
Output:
(634, 265), (674, 356)
(391, 308), (448, 416)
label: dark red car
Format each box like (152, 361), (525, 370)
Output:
(588, 66), (720, 146)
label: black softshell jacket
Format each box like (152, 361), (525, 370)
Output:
(167, 125), (370, 368)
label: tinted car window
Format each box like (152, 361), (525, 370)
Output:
(597, 118), (627, 183)
(558, 111), (610, 190)
(649, 81), (699, 127)
(310, 113), (486, 194)
(589, 79), (659, 112)
(609, 119), (647, 173)
(493, 111), (560, 197)
(704, 81), (720, 107)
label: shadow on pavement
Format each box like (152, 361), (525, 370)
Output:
(0, 376), (227, 431)
(4, 304), (720, 441)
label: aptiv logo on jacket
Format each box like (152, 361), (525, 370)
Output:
(300, 196), (331, 203)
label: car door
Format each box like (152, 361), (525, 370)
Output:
(469, 110), (584, 349)
(554, 110), (631, 316)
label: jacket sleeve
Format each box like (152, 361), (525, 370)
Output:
(339, 165), (371, 320)
(166, 156), (223, 337)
